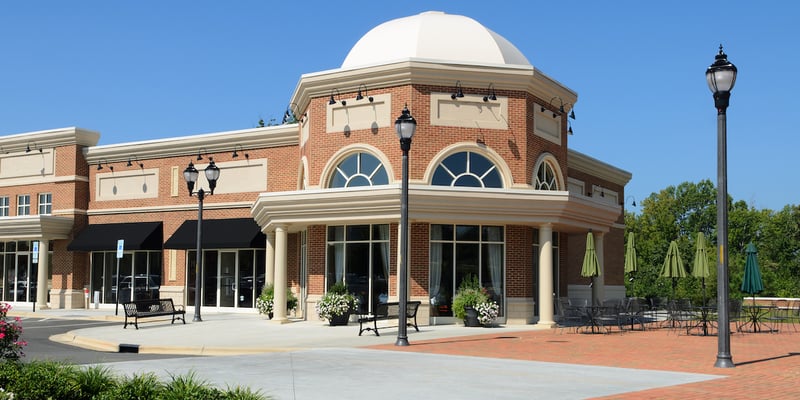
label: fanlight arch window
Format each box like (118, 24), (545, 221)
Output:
(432, 151), (503, 188)
(535, 161), (559, 190)
(328, 152), (389, 188)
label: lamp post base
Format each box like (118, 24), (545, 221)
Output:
(395, 337), (409, 346)
(714, 355), (734, 368)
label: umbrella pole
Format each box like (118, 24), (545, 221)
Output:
(702, 278), (706, 306)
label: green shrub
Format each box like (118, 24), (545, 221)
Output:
(451, 275), (489, 320)
(8, 360), (78, 400)
(256, 283), (299, 316)
(221, 385), (267, 400)
(96, 372), (163, 400)
(72, 365), (118, 400)
(0, 360), (21, 390)
(160, 370), (221, 400)
(0, 360), (270, 399)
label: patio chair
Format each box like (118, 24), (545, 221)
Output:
(765, 299), (791, 333)
(592, 299), (624, 333)
(665, 299), (695, 332)
(729, 298), (744, 332)
(619, 297), (649, 330)
(790, 300), (800, 333)
(555, 297), (586, 333)
(649, 297), (670, 324)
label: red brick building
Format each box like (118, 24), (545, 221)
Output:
(1, 12), (630, 327)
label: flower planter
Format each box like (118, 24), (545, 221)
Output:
(463, 306), (481, 327)
(329, 312), (351, 326)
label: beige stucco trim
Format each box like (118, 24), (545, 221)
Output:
(0, 215), (74, 240)
(252, 185), (621, 234)
(84, 125), (298, 164)
(0, 127), (100, 153)
(291, 59), (577, 119)
(86, 201), (253, 216)
(568, 150), (632, 186)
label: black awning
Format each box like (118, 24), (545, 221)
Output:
(67, 222), (163, 251)
(163, 218), (266, 249)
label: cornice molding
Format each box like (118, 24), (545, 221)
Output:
(84, 125), (298, 164)
(290, 59), (578, 118)
(568, 149), (633, 186)
(251, 185), (620, 233)
(0, 127), (100, 153)
(0, 215), (75, 240)
(87, 201), (253, 216)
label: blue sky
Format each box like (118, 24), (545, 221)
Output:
(1, 1), (797, 211)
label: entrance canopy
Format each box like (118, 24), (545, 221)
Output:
(68, 221), (163, 251)
(164, 218), (266, 249)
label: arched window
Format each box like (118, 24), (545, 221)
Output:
(432, 151), (502, 188)
(328, 152), (389, 188)
(535, 161), (559, 190)
(533, 154), (563, 191)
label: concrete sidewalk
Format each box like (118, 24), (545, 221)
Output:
(16, 307), (548, 354)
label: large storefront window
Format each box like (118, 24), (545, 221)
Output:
(0, 240), (51, 302)
(429, 225), (504, 317)
(186, 249), (265, 309)
(326, 224), (389, 313)
(90, 251), (161, 304)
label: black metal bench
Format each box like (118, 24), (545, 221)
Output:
(358, 301), (421, 336)
(122, 298), (185, 329)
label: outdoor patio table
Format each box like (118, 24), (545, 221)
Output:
(580, 306), (617, 334)
(739, 304), (775, 333)
(686, 306), (717, 336)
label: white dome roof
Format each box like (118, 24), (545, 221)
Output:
(341, 11), (531, 69)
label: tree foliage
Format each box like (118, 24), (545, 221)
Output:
(625, 179), (800, 303)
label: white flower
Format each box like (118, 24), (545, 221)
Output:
(475, 301), (499, 325)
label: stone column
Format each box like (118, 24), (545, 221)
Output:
(271, 225), (289, 324)
(265, 231), (275, 286)
(36, 238), (50, 310)
(536, 225), (555, 327)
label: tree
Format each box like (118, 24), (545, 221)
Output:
(626, 180), (799, 301)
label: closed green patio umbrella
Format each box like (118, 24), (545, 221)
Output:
(692, 232), (711, 306)
(661, 240), (686, 299)
(624, 232), (638, 294)
(741, 242), (764, 306)
(581, 232), (600, 303)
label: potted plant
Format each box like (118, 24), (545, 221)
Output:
(256, 283), (298, 319)
(316, 281), (356, 326)
(451, 275), (489, 327)
(475, 300), (500, 327)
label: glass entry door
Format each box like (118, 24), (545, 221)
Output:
(218, 251), (237, 307)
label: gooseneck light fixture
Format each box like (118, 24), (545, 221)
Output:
(183, 158), (221, 322)
(483, 83), (497, 102)
(329, 88), (345, 106)
(394, 105), (416, 347)
(450, 81), (464, 99)
(356, 84), (374, 103)
(707, 45), (737, 369)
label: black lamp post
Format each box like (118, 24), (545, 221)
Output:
(394, 105), (416, 346)
(183, 159), (220, 322)
(706, 45), (737, 369)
